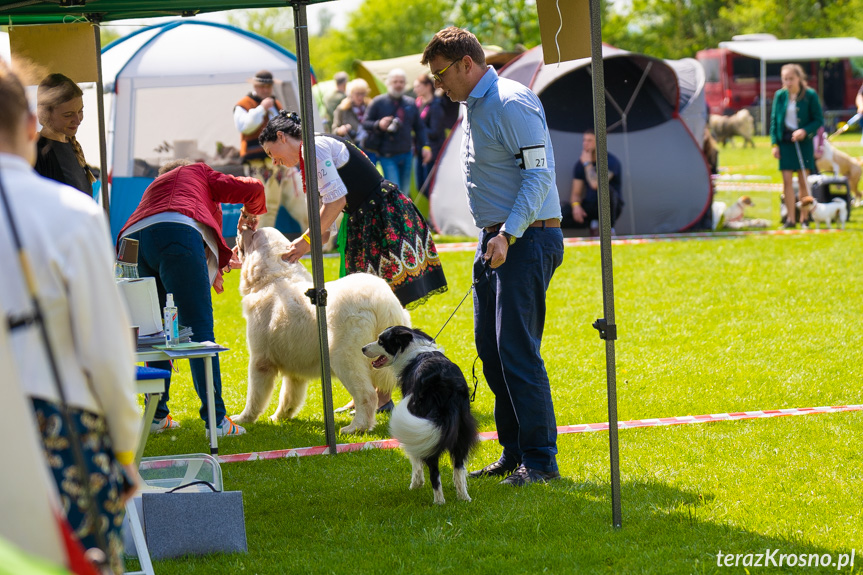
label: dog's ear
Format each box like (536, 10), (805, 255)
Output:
(237, 226), (252, 260)
(391, 327), (416, 355)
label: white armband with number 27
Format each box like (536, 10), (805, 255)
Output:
(517, 145), (547, 170)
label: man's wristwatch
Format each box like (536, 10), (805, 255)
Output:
(501, 231), (516, 246)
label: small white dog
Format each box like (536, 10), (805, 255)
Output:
(711, 196), (768, 229)
(232, 226), (410, 434)
(797, 196), (847, 229)
(723, 195), (753, 224)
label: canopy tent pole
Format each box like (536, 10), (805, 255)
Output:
(291, 0), (337, 454)
(90, 18), (110, 216)
(588, 0), (622, 528)
(760, 59), (767, 136)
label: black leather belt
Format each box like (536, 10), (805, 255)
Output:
(484, 218), (561, 233)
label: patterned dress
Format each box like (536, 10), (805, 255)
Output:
(32, 398), (132, 575)
(308, 135), (447, 309)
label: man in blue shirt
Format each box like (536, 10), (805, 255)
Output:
(422, 27), (564, 486)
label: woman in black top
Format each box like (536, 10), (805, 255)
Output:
(259, 110), (447, 310)
(413, 73), (446, 194)
(35, 73), (95, 196)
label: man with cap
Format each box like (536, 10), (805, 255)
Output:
(324, 71), (350, 132)
(234, 70), (302, 228)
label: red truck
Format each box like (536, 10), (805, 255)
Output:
(696, 47), (861, 116)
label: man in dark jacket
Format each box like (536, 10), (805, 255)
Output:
(363, 68), (431, 193)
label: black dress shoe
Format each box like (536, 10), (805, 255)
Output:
(468, 459), (519, 478)
(376, 400), (394, 413)
(500, 464), (561, 486)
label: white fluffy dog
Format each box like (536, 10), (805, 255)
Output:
(232, 226), (409, 434)
(797, 196), (847, 229)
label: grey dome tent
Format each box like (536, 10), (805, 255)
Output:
(429, 45), (712, 236)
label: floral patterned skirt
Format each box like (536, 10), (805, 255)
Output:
(31, 398), (131, 574)
(343, 181), (448, 309)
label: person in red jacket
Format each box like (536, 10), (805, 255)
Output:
(118, 160), (266, 437)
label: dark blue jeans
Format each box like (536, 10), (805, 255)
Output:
(379, 152), (412, 193)
(473, 226), (564, 473)
(126, 222), (225, 426)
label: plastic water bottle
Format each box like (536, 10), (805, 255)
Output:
(163, 293), (179, 348)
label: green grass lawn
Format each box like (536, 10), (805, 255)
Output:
(132, 140), (863, 574)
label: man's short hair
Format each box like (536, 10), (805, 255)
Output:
(334, 71), (349, 86)
(584, 128), (595, 136)
(421, 26), (486, 68)
(159, 159), (193, 176)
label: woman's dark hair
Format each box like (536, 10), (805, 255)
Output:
(259, 110), (302, 145)
(416, 73), (435, 88)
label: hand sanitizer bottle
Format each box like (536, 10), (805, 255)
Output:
(164, 293), (179, 348)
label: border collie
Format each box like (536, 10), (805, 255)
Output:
(362, 326), (478, 504)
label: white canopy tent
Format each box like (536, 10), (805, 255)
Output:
(718, 37), (863, 134)
(88, 20), (320, 239)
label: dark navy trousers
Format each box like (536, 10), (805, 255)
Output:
(473, 226), (564, 473)
(127, 222), (225, 426)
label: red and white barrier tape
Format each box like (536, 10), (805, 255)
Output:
(433, 228), (838, 253)
(217, 404), (861, 464)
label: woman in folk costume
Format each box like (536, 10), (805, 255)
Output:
(259, 110), (447, 310)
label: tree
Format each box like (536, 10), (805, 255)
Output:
(601, 0), (737, 59)
(718, 0), (863, 40)
(227, 8), (297, 53)
(337, 0), (457, 61)
(452, 0), (540, 48)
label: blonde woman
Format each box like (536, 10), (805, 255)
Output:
(770, 64), (824, 228)
(333, 78), (375, 162)
(35, 73), (96, 196)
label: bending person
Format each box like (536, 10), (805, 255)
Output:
(35, 73), (96, 196)
(259, 110), (447, 310)
(118, 160), (266, 437)
(259, 110), (448, 413)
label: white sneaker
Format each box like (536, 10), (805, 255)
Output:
(150, 415), (180, 434)
(206, 416), (246, 438)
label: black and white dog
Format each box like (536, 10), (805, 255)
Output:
(362, 326), (478, 504)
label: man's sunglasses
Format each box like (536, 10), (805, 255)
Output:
(432, 58), (461, 83)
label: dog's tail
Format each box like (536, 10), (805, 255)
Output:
(390, 395), (441, 459)
(445, 400), (479, 464)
